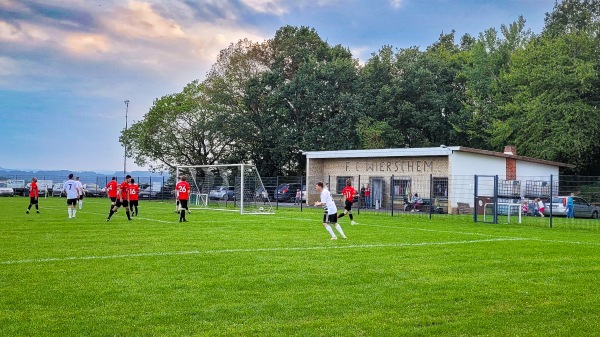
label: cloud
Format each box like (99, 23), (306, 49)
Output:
(0, 0), (268, 96)
(390, 0), (405, 9)
(104, 1), (186, 40)
(0, 20), (50, 43)
(0, 0), (32, 14)
(65, 33), (110, 55)
(240, 0), (288, 15)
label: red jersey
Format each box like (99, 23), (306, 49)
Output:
(119, 181), (130, 200)
(106, 180), (118, 198)
(176, 181), (191, 200)
(364, 187), (371, 197)
(29, 182), (39, 198)
(341, 186), (356, 202)
(128, 184), (140, 201)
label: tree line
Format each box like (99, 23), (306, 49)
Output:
(121, 0), (600, 176)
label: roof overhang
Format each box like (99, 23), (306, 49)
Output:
(303, 146), (573, 168)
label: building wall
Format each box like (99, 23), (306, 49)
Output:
(516, 161), (559, 179)
(307, 156), (449, 204)
(307, 151), (563, 211)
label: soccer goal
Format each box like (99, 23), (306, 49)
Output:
(175, 164), (274, 214)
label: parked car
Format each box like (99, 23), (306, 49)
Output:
(0, 182), (14, 196)
(209, 186), (235, 201)
(274, 183), (303, 202)
(543, 196), (599, 219)
(7, 179), (27, 196)
(84, 183), (106, 197)
(138, 186), (174, 200)
(52, 183), (65, 197)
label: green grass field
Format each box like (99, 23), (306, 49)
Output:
(1, 197), (599, 336)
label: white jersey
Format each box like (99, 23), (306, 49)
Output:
(76, 181), (83, 196)
(320, 188), (337, 215)
(63, 179), (79, 199)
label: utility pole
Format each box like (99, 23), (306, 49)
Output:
(124, 100), (129, 175)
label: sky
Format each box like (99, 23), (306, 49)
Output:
(0, 0), (557, 172)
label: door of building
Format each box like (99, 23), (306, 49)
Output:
(371, 178), (384, 209)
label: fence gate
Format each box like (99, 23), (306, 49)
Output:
(474, 175), (498, 224)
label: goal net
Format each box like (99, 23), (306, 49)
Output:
(175, 164), (274, 214)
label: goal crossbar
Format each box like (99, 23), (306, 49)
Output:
(175, 164), (274, 215)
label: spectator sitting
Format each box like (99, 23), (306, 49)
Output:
(522, 201), (529, 215)
(411, 193), (423, 212)
(528, 201), (538, 216)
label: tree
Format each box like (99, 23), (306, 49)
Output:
(239, 26), (362, 176)
(497, 32), (600, 174)
(543, 0), (600, 37)
(120, 81), (235, 171)
(453, 16), (533, 150)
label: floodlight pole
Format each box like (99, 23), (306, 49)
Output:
(124, 100), (129, 175)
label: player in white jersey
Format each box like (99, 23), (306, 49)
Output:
(63, 173), (81, 219)
(314, 181), (347, 240)
(75, 177), (84, 209)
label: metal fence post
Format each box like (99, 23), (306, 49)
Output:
(276, 176), (279, 210)
(430, 173), (433, 220)
(300, 175), (303, 212)
(550, 174), (553, 228)
(494, 175), (499, 224)
(357, 175), (361, 215)
(391, 175), (394, 217)
(474, 175), (478, 223)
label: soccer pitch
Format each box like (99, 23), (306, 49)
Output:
(1, 198), (599, 336)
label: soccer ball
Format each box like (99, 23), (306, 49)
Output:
(259, 207), (264, 212)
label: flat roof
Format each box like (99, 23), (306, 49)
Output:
(303, 146), (573, 168)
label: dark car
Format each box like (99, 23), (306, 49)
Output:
(83, 183), (106, 197)
(274, 183), (303, 202)
(138, 186), (174, 200)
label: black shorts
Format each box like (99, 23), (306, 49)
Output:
(29, 197), (38, 204)
(79, 195), (84, 200)
(344, 200), (353, 211)
(116, 199), (129, 208)
(179, 200), (188, 209)
(67, 198), (77, 206)
(130, 200), (138, 207)
(110, 197), (117, 203)
(323, 213), (337, 223)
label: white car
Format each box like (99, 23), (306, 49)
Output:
(209, 186), (235, 201)
(0, 182), (14, 196)
(52, 183), (65, 197)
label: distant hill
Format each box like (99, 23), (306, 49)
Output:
(0, 168), (169, 181)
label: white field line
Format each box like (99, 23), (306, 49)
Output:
(1, 238), (526, 265)
(354, 223), (600, 246)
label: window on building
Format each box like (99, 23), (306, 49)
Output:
(433, 177), (448, 198)
(392, 177), (411, 198)
(336, 176), (353, 194)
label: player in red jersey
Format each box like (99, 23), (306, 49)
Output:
(106, 175), (132, 221)
(106, 176), (118, 211)
(338, 178), (358, 225)
(26, 177), (40, 214)
(128, 178), (140, 216)
(175, 175), (191, 222)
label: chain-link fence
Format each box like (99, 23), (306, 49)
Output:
(2, 172), (599, 228)
(0, 174), (169, 201)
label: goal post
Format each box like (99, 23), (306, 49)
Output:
(175, 164), (274, 214)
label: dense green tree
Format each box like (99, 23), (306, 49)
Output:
(241, 26), (362, 176)
(120, 81), (235, 171)
(543, 0), (600, 37)
(122, 6), (600, 176)
(497, 32), (600, 174)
